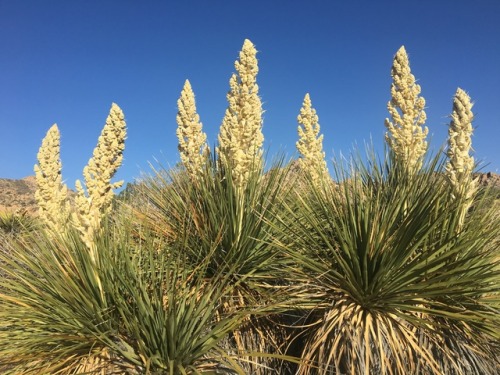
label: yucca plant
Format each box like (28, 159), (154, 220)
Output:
(129, 36), (299, 368)
(275, 150), (500, 374)
(0, 223), (125, 374)
(132, 154), (300, 373)
(0, 210), (36, 238)
(0, 211), (265, 374)
(128, 37), (300, 373)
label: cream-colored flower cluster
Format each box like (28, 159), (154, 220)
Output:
(217, 39), (263, 189)
(296, 93), (328, 184)
(385, 46), (428, 171)
(446, 88), (475, 185)
(34, 124), (70, 232)
(446, 88), (477, 226)
(73, 103), (126, 248)
(35, 104), (126, 251)
(176, 80), (208, 180)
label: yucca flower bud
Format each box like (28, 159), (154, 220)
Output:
(176, 80), (208, 180)
(74, 103), (126, 248)
(217, 39), (263, 190)
(34, 124), (70, 232)
(446, 88), (477, 228)
(385, 46), (428, 171)
(296, 93), (328, 184)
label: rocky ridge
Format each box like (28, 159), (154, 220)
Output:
(0, 176), (38, 214)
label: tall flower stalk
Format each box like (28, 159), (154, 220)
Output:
(296, 93), (328, 185)
(217, 39), (264, 190)
(176, 79), (208, 181)
(385, 46), (428, 172)
(446, 88), (477, 229)
(34, 124), (70, 233)
(74, 103), (126, 251)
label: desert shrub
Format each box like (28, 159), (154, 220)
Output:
(132, 154), (300, 374)
(275, 150), (500, 374)
(0, 210), (36, 238)
(0, 216), (261, 374)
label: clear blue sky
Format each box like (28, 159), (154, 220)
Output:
(1, 0), (499, 188)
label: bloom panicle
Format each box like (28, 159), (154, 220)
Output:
(73, 103), (127, 248)
(296, 93), (328, 184)
(176, 79), (208, 180)
(217, 39), (263, 189)
(385, 46), (428, 171)
(34, 124), (70, 232)
(446, 88), (477, 228)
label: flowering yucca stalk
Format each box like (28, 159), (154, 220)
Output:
(385, 46), (428, 172)
(217, 39), (264, 190)
(446, 88), (477, 228)
(296, 93), (328, 185)
(34, 124), (70, 233)
(73, 103), (126, 250)
(176, 79), (208, 180)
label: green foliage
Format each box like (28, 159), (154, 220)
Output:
(275, 150), (500, 374)
(133, 154), (300, 373)
(2, 149), (499, 374)
(0, 210), (36, 237)
(0, 217), (258, 374)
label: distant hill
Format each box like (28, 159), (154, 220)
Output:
(0, 176), (38, 214)
(477, 172), (500, 189)
(1, 172), (499, 215)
